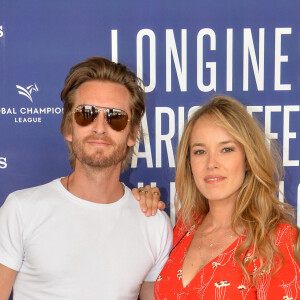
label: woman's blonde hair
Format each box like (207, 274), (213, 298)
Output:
(175, 95), (300, 282)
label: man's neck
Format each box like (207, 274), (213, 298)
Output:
(61, 164), (124, 204)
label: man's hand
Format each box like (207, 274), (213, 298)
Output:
(0, 264), (17, 300)
(132, 185), (166, 217)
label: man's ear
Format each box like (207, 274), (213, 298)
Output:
(65, 133), (72, 143)
(127, 125), (139, 147)
(64, 123), (73, 143)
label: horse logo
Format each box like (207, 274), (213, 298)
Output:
(16, 83), (39, 102)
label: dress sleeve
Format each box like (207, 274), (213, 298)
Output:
(256, 224), (300, 300)
(0, 193), (24, 271)
(172, 219), (191, 247)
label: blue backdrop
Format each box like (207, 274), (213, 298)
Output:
(1, 1), (300, 229)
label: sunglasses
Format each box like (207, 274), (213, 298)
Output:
(74, 104), (130, 131)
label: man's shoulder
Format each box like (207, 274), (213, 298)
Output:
(6, 178), (61, 206)
(11, 178), (59, 195)
(124, 186), (171, 227)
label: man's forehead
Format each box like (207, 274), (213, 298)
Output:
(74, 80), (132, 111)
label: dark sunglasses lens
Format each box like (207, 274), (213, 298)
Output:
(107, 109), (128, 131)
(74, 105), (97, 126)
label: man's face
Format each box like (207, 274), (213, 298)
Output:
(65, 80), (136, 170)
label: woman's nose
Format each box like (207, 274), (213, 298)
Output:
(207, 153), (219, 169)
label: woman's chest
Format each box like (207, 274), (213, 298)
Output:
(156, 253), (256, 299)
(155, 231), (256, 299)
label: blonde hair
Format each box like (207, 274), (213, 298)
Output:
(175, 95), (300, 282)
(60, 56), (145, 171)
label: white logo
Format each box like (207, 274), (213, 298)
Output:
(16, 83), (39, 102)
(0, 25), (3, 38)
(0, 83), (62, 124)
(0, 157), (7, 169)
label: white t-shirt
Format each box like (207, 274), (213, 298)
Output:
(0, 179), (173, 300)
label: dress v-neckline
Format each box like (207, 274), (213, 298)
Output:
(181, 223), (241, 289)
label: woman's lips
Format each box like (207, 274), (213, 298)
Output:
(204, 175), (226, 183)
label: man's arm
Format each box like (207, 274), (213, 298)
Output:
(0, 264), (17, 300)
(139, 281), (155, 300)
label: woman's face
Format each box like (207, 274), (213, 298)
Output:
(189, 115), (246, 204)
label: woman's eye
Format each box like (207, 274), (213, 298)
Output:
(222, 147), (234, 153)
(194, 149), (205, 155)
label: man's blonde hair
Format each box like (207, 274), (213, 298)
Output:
(60, 56), (145, 171)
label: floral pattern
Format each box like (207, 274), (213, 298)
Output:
(154, 222), (300, 299)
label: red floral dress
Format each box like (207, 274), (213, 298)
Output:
(154, 221), (300, 299)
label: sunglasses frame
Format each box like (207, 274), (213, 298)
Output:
(74, 104), (131, 131)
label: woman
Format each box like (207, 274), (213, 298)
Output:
(136, 95), (300, 299)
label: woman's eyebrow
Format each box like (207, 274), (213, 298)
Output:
(191, 140), (236, 148)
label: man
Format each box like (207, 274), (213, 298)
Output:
(0, 57), (173, 300)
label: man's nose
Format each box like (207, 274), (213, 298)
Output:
(92, 110), (107, 134)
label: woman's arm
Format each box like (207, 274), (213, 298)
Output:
(256, 224), (300, 299)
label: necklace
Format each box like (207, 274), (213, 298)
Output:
(196, 228), (236, 250)
(206, 233), (234, 248)
(67, 174), (70, 191)
(120, 182), (125, 196)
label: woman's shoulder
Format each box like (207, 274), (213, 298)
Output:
(173, 215), (203, 243)
(173, 219), (188, 239)
(274, 222), (298, 246)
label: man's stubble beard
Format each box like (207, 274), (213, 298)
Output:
(71, 134), (128, 169)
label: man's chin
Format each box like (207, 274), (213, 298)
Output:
(79, 155), (123, 169)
